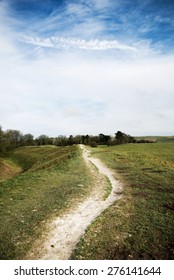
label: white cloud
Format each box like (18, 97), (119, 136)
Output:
(62, 106), (82, 118)
(92, 0), (112, 9)
(66, 2), (90, 17)
(1, 45), (174, 136)
(0, 6), (18, 58)
(154, 15), (174, 26)
(21, 35), (138, 52)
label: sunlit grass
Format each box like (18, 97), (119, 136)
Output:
(72, 142), (174, 259)
(0, 145), (93, 259)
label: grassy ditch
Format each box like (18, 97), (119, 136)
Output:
(0, 158), (22, 181)
(0, 145), (93, 260)
(72, 142), (174, 260)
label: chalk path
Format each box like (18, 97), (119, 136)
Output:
(25, 145), (122, 259)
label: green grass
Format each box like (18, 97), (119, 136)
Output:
(135, 135), (174, 143)
(102, 175), (112, 200)
(72, 142), (174, 260)
(156, 136), (174, 143)
(1, 142), (174, 260)
(0, 145), (93, 260)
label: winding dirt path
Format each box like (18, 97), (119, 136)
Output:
(26, 145), (122, 260)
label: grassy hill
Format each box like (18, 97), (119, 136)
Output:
(135, 135), (174, 143)
(156, 136), (174, 143)
(0, 145), (93, 260)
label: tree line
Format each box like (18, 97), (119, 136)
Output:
(0, 125), (154, 153)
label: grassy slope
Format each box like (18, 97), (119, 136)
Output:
(0, 145), (93, 260)
(0, 158), (21, 181)
(72, 142), (174, 260)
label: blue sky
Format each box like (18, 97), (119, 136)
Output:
(0, 0), (174, 136)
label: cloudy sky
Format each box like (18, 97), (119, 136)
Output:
(0, 0), (174, 137)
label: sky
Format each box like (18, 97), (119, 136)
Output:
(0, 0), (174, 137)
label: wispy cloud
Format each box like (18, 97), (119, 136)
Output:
(65, 2), (90, 17)
(3, 0), (174, 55)
(21, 35), (138, 52)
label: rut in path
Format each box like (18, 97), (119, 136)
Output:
(26, 145), (122, 260)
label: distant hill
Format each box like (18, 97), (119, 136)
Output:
(135, 136), (174, 143)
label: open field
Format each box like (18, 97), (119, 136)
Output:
(0, 141), (174, 260)
(72, 142), (174, 259)
(0, 145), (93, 260)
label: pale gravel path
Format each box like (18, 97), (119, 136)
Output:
(26, 145), (122, 260)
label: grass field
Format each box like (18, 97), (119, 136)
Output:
(72, 142), (174, 260)
(1, 141), (174, 260)
(0, 145), (93, 260)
